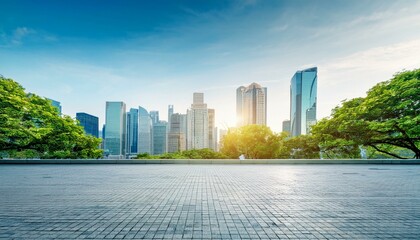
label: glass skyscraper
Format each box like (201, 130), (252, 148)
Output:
(76, 112), (99, 138)
(127, 108), (139, 155)
(290, 67), (317, 137)
(138, 106), (152, 154)
(153, 121), (168, 155)
(47, 98), (62, 115)
(236, 83), (267, 126)
(104, 101), (126, 158)
(187, 93), (209, 150)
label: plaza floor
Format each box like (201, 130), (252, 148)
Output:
(0, 164), (419, 239)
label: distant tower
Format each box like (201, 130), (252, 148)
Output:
(150, 111), (159, 124)
(47, 98), (62, 115)
(187, 93), (210, 150)
(104, 101), (126, 158)
(127, 108), (139, 155)
(282, 120), (291, 135)
(138, 106), (152, 154)
(76, 112), (99, 138)
(290, 67), (317, 136)
(168, 105), (174, 131)
(236, 83), (267, 126)
(168, 113), (187, 153)
(208, 108), (217, 151)
(152, 121), (168, 155)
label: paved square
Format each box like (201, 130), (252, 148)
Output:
(0, 164), (419, 239)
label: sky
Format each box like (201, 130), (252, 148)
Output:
(1, 0), (420, 132)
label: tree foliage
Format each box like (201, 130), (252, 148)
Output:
(136, 149), (227, 159)
(220, 125), (285, 159)
(0, 76), (102, 159)
(312, 69), (420, 159)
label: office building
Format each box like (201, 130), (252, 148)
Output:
(127, 108), (139, 155)
(282, 120), (291, 135)
(76, 112), (99, 138)
(104, 101), (126, 158)
(47, 98), (62, 115)
(153, 121), (168, 155)
(150, 111), (159, 124)
(187, 93), (210, 150)
(168, 105), (174, 130)
(168, 113), (187, 153)
(138, 106), (152, 154)
(290, 67), (317, 136)
(236, 83), (267, 126)
(208, 109), (217, 151)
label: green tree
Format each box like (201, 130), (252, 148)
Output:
(283, 135), (320, 159)
(0, 76), (102, 159)
(312, 69), (420, 159)
(220, 125), (284, 159)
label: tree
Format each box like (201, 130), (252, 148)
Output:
(220, 125), (284, 159)
(283, 135), (320, 159)
(312, 69), (420, 159)
(0, 76), (102, 159)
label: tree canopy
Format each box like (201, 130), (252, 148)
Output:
(220, 125), (286, 159)
(312, 69), (420, 159)
(0, 76), (102, 159)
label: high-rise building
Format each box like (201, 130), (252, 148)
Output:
(152, 121), (168, 155)
(187, 93), (210, 150)
(208, 109), (217, 151)
(76, 112), (99, 138)
(282, 120), (291, 135)
(150, 111), (159, 125)
(168, 105), (174, 130)
(236, 83), (267, 126)
(104, 101), (126, 158)
(127, 108), (139, 155)
(168, 113), (187, 153)
(290, 67), (317, 136)
(47, 98), (62, 115)
(138, 106), (152, 154)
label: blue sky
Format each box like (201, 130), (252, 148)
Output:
(1, 0), (420, 132)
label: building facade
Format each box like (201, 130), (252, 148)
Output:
(76, 112), (99, 138)
(187, 93), (210, 150)
(290, 67), (317, 136)
(282, 120), (291, 135)
(208, 109), (217, 151)
(236, 83), (267, 126)
(138, 106), (152, 154)
(127, 108), (139, 155)
(104, 101), (126, 158)
(152, 121), (168, 155)
(168, 113), (187, 153)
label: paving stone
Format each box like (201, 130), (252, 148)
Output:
(0, 164), (419, 239)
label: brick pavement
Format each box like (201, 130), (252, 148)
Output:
(0, 164), (419, 239)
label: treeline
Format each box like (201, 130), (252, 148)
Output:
(0, 76), (102, 159)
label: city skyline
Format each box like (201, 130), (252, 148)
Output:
(1, 0), (420, 132)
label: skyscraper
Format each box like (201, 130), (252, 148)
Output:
(236, 83), (267, 126)
(168, 113), (187, 153)
(127, 108), (139, 155)
(138, 106), (152, 154)
(76, 112), (99, 138)
(187, 93), (210, 150)
(208, 109), (217, 151)
(290, 67), (317, 136)
(152, 121), (168, 155)
(104, 101), (126, 158)
(282, 120), (291, 135)
(168, 105), (174, 130)
(47, 98), (62, 115)
(150, 111), (159, 124)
